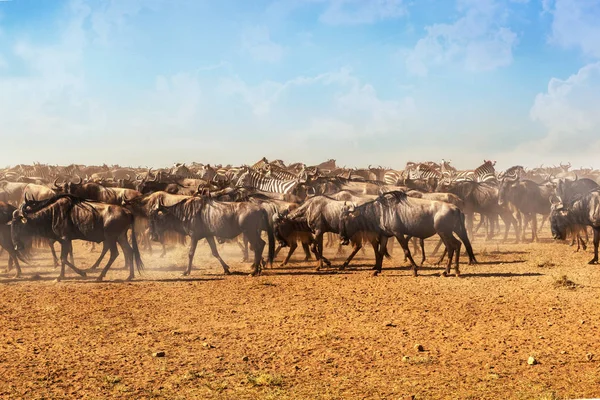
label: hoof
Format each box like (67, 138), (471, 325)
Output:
(13, 273), (22, 279)
(455, 273), (461, 277)
(181, 272), (190, 277)
(80, 271), (87, 278)
(373, 270), (380, 276)
(442, 271), (448, 277)
(96, 276), (104, 282)
(55, 277), (63, 282)
(588, 259), (598, 265)
(126, 275), (134, 281)
(340, 263), (348, 271)
(224, 269), (232, 275)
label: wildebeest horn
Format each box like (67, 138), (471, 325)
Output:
(75, 174), (82, 184)
(53, 178), (60, 189)
(574, 174), (578, 181)
(125, 174), (131, 181)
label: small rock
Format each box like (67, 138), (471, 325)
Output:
(414, 344), (424, 352)
(152, 351), (165, 358)
(527, 356), (537, 365)
(560, 351), (567, 355)
(586, 353), (594, 362)
(385, 322), (397, 327)
(580, 320), (586, 325)
(242, 356), (249, 362)
(401, 356), (410, 363)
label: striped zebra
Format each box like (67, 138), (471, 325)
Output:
(408, 164), (442, 180)
(444, 160), (497, 184)
(263, 164), (302, 181)
(236, 170), (300, 194)
(251, 157), (269, 171)
(499, 165), (525, 181)
(383, 170), (405, 185)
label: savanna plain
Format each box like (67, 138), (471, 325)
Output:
(0, 226), (599, 400)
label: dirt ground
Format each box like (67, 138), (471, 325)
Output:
(0, 226), (599, 400)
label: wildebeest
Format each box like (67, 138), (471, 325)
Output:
(498, 177), (552, 242)
(550, 189), (600, 264)
(0, 202), (27, 277)
(339, 191), (477, 276)
(55, 177), (142, 205)
(11, 195), (144, 281)
(273, 195), (387, 270)
(148, 197), (274, 276)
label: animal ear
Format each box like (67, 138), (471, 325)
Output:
(157, 210), (164, 216)
(6, 221), (11, 226)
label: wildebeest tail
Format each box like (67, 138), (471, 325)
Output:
(262, 209), (275, 267)
(130, 219), (145, 274)
(455, 211), (477, 264)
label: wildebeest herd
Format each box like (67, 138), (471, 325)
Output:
(1, 159), (600, 281)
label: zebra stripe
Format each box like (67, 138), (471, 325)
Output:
(236, 170), (299, 194)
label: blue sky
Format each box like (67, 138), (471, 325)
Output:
(0, 0), (599, 170)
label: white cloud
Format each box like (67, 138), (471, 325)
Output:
(522, 62), (600, 163)
(405, 0), (518, 76)
(241, 25), (285, 63)
(546, 0), (600, 58)
(319, 0), (406, 25)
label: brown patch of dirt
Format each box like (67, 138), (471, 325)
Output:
(0, 229), (599, 399)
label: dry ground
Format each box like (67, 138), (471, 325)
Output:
(0, 226), (599, 399)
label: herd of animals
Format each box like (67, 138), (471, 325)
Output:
(1, 158), (600, 281)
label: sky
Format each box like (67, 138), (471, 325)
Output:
(0, 0), (599, 170)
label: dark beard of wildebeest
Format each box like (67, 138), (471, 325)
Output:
(272, 195), (390, 271)
(437, 180), (520, 243)
(498, 177), (552, 242)
(339, 191), (477, 277)
(0, 202), (31, 277)
(550, 189), (600, 264)
(148, 196), (275, 276)
(11, 195), (144, 281)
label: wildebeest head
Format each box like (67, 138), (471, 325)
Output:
(10, 196), (35, 251)
(549, 195), (569, 240)
(498, 176), (518, 206)
(339, 202), (357, 245)
(148, 198), (173, 242)
(272, 211), (291, 247)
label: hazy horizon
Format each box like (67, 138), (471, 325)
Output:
(1, 0), (599, 170)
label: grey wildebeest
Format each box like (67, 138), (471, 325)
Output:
(273, 195), (388, 270)
(11, 195), (144, 281)
(438, 180), (520, 242)
(148, 196), (275, 276)
(498, 177), (552, 242)
(339, 191), (477, 277)
(550, 189), (600, 264)
(554, 176), (599, 250)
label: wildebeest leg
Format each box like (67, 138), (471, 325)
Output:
(395, 235), (418, 276)
(314, 231), (330, 270)
(248, 231), (266, 276)
(49, 240), (60, 268)
(160, 242), (167, 258)
(280, 241), (298, 266)
(117, 234), (135, 280)
(240, 234), (250, 262)
(539, 214), (548, 231)
(89, 242), (109, 270)
(302, 242), (311, 261)
(588, 228), (600, 264)
(183, 237), (199, 276)
(58, 241), (86, 281)
(205, 236), (232, 275)
(341, 242), (362, 270)
(531, 214), (538, 242)
(96, 240), (120, 281)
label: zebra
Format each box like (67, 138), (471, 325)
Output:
(383, 170), (405, 186)
(251, 157), (269, 171)
(264, 164), (302, 181)
(236, 170), (301, 194)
